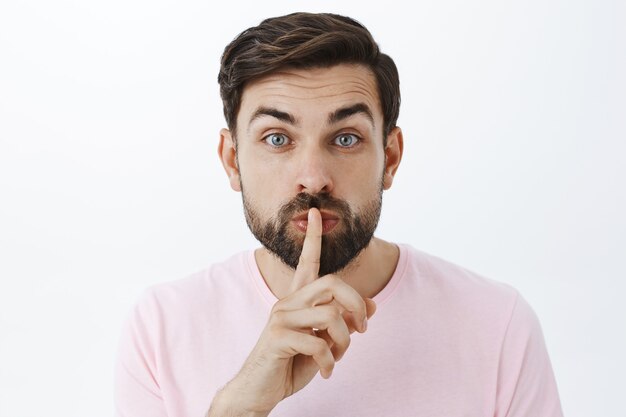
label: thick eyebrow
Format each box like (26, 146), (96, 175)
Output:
(247, 102), (375, 132)
(328, 103), (375, 128)
(248, 106), (298, 130)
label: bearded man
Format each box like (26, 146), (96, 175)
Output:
(115, 12), (564, 417)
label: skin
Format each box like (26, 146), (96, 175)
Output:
(209, 64), (404, 416)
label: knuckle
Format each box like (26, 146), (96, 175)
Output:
(323, 306), (341, 322)
(357, 297), (367, 313)
(268, 310), (287, 328)
(299, 255), (320, 265)
(335, 338), (350, 354)
(313, 338), (329, 356)
(317, 275), (337, 291)
(321, 274), (338, 284)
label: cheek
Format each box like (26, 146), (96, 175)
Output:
(240, 161), (284, 194)
(239, 161), (290, 216)
(339, 164), (384, 208)
(239, 148), (296, 193)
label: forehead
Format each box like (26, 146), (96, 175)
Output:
(237, 64), (381, 126)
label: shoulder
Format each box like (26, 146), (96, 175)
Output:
(398, 244), (525, 328)
(400, 244), (518, 300)
(132, 250), (255, 317)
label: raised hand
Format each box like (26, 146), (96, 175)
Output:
(207, 208), (376, 417)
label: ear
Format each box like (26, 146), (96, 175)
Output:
(383, 126), (404, 190)
(218, 128), (241, 192)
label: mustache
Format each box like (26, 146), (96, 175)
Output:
(277, 192), (352, 220)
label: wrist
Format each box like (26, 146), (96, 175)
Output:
(207, 385), (271, 417)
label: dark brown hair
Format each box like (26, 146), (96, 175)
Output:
(218, 12), (400, 140)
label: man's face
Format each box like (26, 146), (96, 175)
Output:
(221, 64), (397, 276)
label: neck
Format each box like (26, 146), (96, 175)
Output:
(254, 236), (399, 300)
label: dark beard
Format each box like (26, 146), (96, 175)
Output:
(243, 191), (382, 277)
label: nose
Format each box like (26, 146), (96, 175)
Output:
(294, 144), (334, 195)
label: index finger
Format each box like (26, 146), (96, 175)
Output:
(289, 207), (322, 292)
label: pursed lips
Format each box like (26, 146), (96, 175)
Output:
(291, 210), (339, 234)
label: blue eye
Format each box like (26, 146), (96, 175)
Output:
(334, 134), (359, 147)
(264, 133), (289, 147)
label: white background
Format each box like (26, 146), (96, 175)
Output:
(1, 0), (624, 416)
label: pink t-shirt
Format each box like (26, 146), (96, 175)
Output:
(114, 244), (563, 416)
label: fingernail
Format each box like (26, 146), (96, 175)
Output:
(362, 317), (368, 332)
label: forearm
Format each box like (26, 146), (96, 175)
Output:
(206, 386), (271, 417)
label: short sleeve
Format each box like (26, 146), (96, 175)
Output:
(114, 289), (169, 417)
(494, 292), (564, 417)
